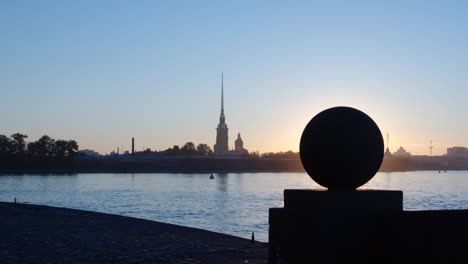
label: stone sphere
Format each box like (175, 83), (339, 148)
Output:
(299, 106), (384, 190)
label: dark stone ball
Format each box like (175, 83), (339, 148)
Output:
(299, 106), (384, 190)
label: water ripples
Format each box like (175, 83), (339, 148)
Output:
(0, 171), (468, 241)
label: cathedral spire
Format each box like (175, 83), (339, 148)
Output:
(215, 73), (229, 155)
(221, 72), (224, 115)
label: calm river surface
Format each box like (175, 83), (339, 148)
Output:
(1, 171), (468, 242)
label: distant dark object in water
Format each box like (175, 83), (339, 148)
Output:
(299, 106), (384, 190)
(209, 173), (215, 180)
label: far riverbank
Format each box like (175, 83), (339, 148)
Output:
(0, 157), (304, 175)
(0, 155), (464, 175)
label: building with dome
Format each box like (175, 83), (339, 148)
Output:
(233, 133), (248, 156)
(393, 146), (411, 158)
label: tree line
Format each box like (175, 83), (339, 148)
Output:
(0, 133), (78, 160)
(260, 151), (299, 159)
(162, 142), (214, 156)
(158, 142), (298, 159)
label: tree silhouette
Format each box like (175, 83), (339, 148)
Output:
(164, 145), (181, 156)
(196, 143), (213, 156)
(66, 140), (78, 157)
(0, 133), (80, 172)
(181, 142), (196, 155)
(0, 135), (13, 156)
(28, 135), (56, 158)
(11, 133), (28, 155)
(261, 151), (299, 159)
(55, 140), (68, 158)
(249, 151), (260, 159)
(52, 139), (79, 159)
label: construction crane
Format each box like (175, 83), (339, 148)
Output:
(429, 140), (433, 156)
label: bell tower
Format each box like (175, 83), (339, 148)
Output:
(214, 73), (229, 155)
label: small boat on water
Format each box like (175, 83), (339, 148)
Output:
(209, 173), (215, 180)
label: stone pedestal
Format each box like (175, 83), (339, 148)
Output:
(269, 189), (403, 264)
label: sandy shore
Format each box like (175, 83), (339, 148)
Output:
(0, 202), (267, 263)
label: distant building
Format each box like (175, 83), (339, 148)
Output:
(447, 146), (468, 158)
(78, 149), (100, 157)
(393, 146), (411, 158)
(75, 149), (102, 160)
(214, 74), (229, 155)
(383, 133), (392, 158)
(384, 147), (393, 158)
(235, 133), (244, 151)
(232, 133), (248, 156)
(446, 146), (468, 169)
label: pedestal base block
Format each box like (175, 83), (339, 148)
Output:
(269, 189), (403, 264)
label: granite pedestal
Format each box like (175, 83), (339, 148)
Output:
(269, 189), (402, 263)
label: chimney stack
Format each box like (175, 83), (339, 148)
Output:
(132, 137), (135, 157)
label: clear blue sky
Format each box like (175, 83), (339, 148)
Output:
(2, 1), (468, 155)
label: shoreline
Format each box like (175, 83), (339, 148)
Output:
(0, 202), (267, 263)
(0, 155), (461, 174)
(0, 168), (461, 175)
(0, 170), (304, 176)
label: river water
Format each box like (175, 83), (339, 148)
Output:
(1, 171), (467, 242)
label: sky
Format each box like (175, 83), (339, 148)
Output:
(1, 1), (468, 155)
